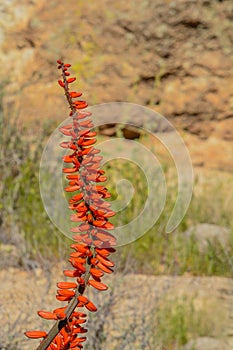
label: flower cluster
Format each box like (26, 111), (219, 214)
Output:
(25, 60), (116, 350)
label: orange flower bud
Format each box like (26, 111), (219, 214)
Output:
(63, 269), (81, 277)
(65, 185), (81, 192)
(24, 330), (47, 339)
(56, 295), (72, 302)
(58, 79), (65, 87)
(90, 267), (104, 278)
(96, 253), (115, 267)
(57, 289), (75, 297)
(67, 77), (76, 83)
(70, 91), (82, 98)
(88, 280), (108, 291)
(97, 261), (114, 274)
(37, 311), (57, 320)
(78, 295), (89, 304)
(57, 282), (77, 289)
(85, 301), (97, 312)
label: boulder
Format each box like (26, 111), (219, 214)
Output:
(182, 337), (228, 350)
(182, 224), (231, 251)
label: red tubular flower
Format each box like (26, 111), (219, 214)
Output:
(67, 77), (76, 83)
(37, 311), (58, 320)
(25, 60), (116, 350)
(25, 331), (48, 339)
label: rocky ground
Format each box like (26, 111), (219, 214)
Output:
(0, 264), (233, 350)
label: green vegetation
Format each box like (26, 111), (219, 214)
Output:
(0, 91), (71, 261)
(1, 97), (233, 275)
(72, 41), (100, 83)
(101, 139), (233, 277)
(101, 131), (233, 276)
(151, 296), (222, 349)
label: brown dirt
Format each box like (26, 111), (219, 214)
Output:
(0, 266), (233, 349)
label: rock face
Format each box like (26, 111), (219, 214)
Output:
(182, 223), (231, 251)
(0, 0), (232, 170)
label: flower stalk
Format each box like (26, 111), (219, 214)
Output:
(25, 60), (116, 350)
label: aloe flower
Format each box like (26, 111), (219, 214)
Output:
(25, 60), (116, 350)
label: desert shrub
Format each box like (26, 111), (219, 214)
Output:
(151, 296), (219, 350)
(1, 84), (233, 276)
(104, 145), (233, 277)
(0, 90), (70, 261)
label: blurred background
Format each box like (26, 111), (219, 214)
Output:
(0, 0), (233, 349)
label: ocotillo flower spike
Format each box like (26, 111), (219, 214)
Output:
(25, 60), (116, 350)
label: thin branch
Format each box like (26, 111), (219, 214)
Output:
(36, 268), (90, 350)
